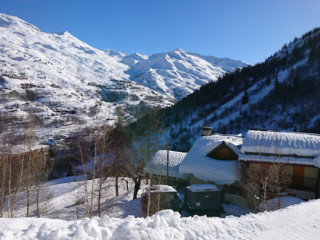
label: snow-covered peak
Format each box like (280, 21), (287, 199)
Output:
(103, 49), (127, 60)
(121, 52), (150, 66)
(0, 13), (40, 33)
(54, 30), (72, 36)
(121, 48), (246, 99)
(169, 47), (187, 55)
(130, 52), (149, 60)
(189, 52), (250, 72)
(103, 46), (249, 100)
(172, 47), (185, 52)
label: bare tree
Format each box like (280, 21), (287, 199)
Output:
(0, 125), (23, 218)
(95, 125), (113, 217)
(10, 152), (25, 217)
(32, 148), (52, 217)
(78, 138), (90, 216)
(107, 117), (132, 197)
(267, 163), (291, 209)
(0, 154), (7, 217)
(241, 167), (260, 211)
(242, 162), (291, 212)
(131, 108), (165, 199)
(76, 124), (114, 218)
(24, 115), (36, 217)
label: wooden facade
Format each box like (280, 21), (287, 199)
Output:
(207, 141), (238, 160)
(241, 161), (320, 199)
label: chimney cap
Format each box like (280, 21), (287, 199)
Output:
(202, 126), (212, 136)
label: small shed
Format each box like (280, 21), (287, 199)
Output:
(141, 185), (181, 216)
(184, 184), (222, 215)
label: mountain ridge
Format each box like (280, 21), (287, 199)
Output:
(0, 13), (247, 148)
(103, 47), (249, 100)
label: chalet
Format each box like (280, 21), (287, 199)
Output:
(179, 133), (243, 185)
(239, 130), (320, 200)
(178, 130), (244, 204)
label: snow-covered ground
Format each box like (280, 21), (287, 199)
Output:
(0, 196), (319, 239)
(0, 176), (317, 239)
(258, 196), (305, 212)
(5, 176), (146, 220)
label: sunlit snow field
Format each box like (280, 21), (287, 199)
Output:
(0, 177), (319, 240)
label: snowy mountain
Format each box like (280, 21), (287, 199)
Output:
(104, 48), (249, 100)
(188, 52), (249, 72)
(0, 13), (176, 149)
(132, 27), (320, 151)
(0, 13), (248, 148)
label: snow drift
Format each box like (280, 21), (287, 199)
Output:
(0, 199), (319, 240)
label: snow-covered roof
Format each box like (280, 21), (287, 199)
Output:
(188, 184), (220, 192)
(314, 156), (320, 168)
(147, 185), (177, 193)
(179, 134), (243, 185)
(144, 150), (187, 178)
(241, 130), (320, 157)
(239, 154), (320, 167)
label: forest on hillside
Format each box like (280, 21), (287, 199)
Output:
(131, 27), (320, 151)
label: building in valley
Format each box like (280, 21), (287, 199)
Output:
(239, 130), (320, 200)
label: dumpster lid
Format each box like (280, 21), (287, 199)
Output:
(187, 184), (219, 192)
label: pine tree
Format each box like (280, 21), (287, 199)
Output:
(241, 89), (249, 105)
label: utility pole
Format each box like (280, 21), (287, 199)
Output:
(166, 139), (170, 180)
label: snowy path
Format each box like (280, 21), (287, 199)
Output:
(0, 199), (319, 240)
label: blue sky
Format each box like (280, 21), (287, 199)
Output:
(1, 0), (320, 64)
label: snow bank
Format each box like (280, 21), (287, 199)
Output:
(144, 150), (187, 178)
(258, 196), (305, 211)
(1, 199), (320, 239)
(179, 134), (243, 184)
(241, 130), (320, 157)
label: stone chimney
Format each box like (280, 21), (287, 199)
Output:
(201, 126), (212, 136)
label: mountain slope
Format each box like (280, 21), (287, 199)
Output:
(105, 48), (249, 100)
(0, 13), (173, 148)
(132, 27), (320, 151)
(0, 13), (248, 149)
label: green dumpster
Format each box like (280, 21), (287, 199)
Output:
(141, 185), (181, 216)
(184, 184), (222, 216)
